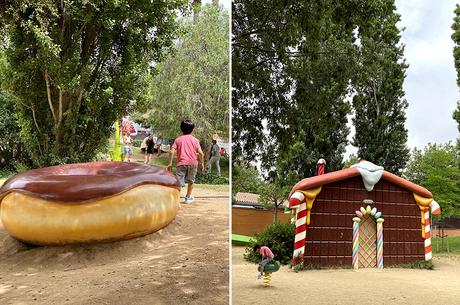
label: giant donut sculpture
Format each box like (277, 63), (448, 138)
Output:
(0, 162), (180, 245)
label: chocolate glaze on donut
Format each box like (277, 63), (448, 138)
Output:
(0, 162), (180, 203)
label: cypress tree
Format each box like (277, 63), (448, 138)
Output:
(351, 0), (409, 174)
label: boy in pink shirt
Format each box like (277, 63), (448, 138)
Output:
(253, 245), (274, 278)
(167, 120), (204, 204)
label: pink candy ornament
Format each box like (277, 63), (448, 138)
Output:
(355, 210), (363, 218)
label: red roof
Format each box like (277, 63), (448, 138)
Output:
(290, 167), (432, 198)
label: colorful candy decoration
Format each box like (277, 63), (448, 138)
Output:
(363, 199), (374, 205)
(413, 192), (436, 260)
(371, 207), (377, 216)
(424, 209), (432, 260)
(353, 204), (384, 270)
(366, 205), (372, 214)
(352, 220), (360, 270)
(377, 221), (383, 270)
(288, 187), (322, 264)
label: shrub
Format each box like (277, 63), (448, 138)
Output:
(244, 222), (295, 265)
(195, 173), (229, 185)
(132, 139), (143, 147)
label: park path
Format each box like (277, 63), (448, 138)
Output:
(0, 185), (229, 305)
(232, 246), (460, 305)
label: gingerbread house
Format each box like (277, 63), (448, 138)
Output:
(288, 160), (441, 269)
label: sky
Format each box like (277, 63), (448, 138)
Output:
(346, 0), (460, 157)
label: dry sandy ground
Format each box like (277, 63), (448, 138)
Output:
(232, 246), (460, 305)
(0, 185), (229, 305)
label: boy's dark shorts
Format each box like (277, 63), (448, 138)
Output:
(176, 165), (198, 186)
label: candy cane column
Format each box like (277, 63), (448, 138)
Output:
(413, 194), (441, 261)
(289, 187), (322, 264)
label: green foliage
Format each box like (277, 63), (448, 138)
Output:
(452, 4), (460, 88)
(454, 102), (460, 148)
(112, 121), (122, 161)
(258, 183), (289, 223)
(351, 0), (409, 174)
(132, 139), (143, 148)
(0, 89), (32, 170)
(138, 4), (229, 142)
(232, 0), (411, 182)
(0, 0), (187, 167)
(194, 173), (229, 185)
(386, 260), (434, 270)
(452, 6), (460, 147)
(343, 154), (360, 168)
(244, 222), (295, 265)
(231, 164), (263, 197)
(403, 143), (460, 217)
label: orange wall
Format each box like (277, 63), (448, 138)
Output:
(232, 207), (291, 236)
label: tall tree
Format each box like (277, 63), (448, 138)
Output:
(139, 4), (229, 142)
(452, 4), (460, 149)
(0, 0), (186, 167)
(233, 0), (386, 185)
(351, 0), (409, 174)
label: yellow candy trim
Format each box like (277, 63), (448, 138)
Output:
(413, 193), (433, 207)
(300, 186), (322, 225)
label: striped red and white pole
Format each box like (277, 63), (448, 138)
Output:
(289, 191), (306, 264)
(424, 210), (432, 260)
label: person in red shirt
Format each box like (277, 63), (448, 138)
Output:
(167, 120), (204, 204)
(253, 245), (274, 278)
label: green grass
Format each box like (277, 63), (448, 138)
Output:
(432, 237), (460, 254)
(386, 260), (434, 270)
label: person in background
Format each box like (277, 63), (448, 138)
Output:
(207, 139), (221, 176)
(167, 120), (204, 204)
(141, 134), (155, 164)
(123, 133), (133, 162)
(140, 134), (149, 154)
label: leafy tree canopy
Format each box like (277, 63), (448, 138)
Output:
(232, 0), (409, 184)
(136, 4), (229, 142)
(0, 0), (187, 167)
(231, 164), (263, 197)
(403, 143), (460, 217)
(258, 183), (289, 223)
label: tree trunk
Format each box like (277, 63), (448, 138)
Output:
(273, 203), (278, 223)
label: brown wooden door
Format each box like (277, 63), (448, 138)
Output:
(359, 214), (377, 268)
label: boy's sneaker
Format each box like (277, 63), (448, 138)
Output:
(184, 195), (194, 204)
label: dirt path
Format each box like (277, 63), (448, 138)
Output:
(0, 185), (229, 305)
(232, 246), (460, 305)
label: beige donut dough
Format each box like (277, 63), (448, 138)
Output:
(0, 184), (179, 245)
